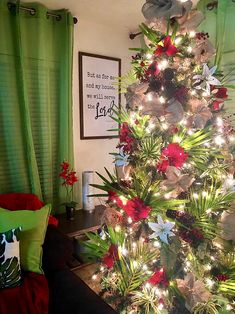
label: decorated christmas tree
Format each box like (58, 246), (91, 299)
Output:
(83, 1), (235, 312)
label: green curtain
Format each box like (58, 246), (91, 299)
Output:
(0, 0), (74, 209)
(198, 0), (235, 119)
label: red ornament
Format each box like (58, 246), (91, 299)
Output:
(108, 191), (123, 208)
(123, 197), (151, 222)
(155, 36), (178, 57)
(148, 268), (169, 287)
(157, 143), (188, 172)
(102, 244), (119, 269)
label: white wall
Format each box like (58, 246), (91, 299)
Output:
(73, 18), (138, 208)
(23, 0), (141, 208)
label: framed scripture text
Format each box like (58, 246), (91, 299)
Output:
(79, 52), (121, 139)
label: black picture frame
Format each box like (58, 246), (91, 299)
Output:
(79, 52), (121, 140)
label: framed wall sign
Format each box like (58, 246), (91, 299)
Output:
(79, 52), (121, 139)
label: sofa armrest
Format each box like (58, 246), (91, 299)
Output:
(42, 225), (73, 273)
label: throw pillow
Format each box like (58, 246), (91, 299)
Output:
(0, 204), (51, 274)
(0, 227), (22, 288)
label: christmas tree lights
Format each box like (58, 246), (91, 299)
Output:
(82, 0), (235, 312)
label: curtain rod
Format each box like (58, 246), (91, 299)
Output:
(7, 2), (78, 24)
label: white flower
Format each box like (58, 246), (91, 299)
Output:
(221, 174), (235, 193)
(148, 215), (175, 244)
(193, 64), (221, 95)
(115, 147), (129, 167)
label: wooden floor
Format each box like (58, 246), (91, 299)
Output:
(73, 263), (102, 295)
(73, 263), (117, 311)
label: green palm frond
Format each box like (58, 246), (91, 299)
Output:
(193, 301), (218, 314)
(114, 240), (159, 296)
(219, 252), (235, 277)
(139, 23), (162, 46)
(186, 185), (235, 238)
(107, 226), (125, 245)
(172, 128), (217, 167)
(125, 170), (158, 202)
(137, 136), (162, 162)
(188, 185), (235, 216)
(132, 287), (162, 314)
(200, 159), (230, 180)
(113, 69), (137, 93)
(82, 232), (109, 259)
(193, 216), (218, 238)
(218, 279), (235, 296)
(89, 169), (118, 197)
(173, 128), (211, 150)
(149, 196), (189, 215)
(82, 227), (125, 261)
(131, 115), (151, 139)
(111, 105), (129, 124)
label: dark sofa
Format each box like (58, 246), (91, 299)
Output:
(42, 225), (116, 314)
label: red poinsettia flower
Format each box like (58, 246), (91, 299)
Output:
(157, 159), (170, 172)
(155, 36), (178, 57)
(102, 244), (119, 269)
(157, 143), (188, 172)
(108, 191), (123, 208)
(123, 197), (151, 222)
(215, 87), (228, 100)
(148, 268), (169, 287)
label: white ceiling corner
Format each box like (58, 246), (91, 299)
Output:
(22, 0), (145, 31)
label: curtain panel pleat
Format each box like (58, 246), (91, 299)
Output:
(198, 0), (235, 122)
(0, 0), (74, 210)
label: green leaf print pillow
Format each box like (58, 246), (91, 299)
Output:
(0, 227), (22, 288)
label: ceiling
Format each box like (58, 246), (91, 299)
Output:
(22, 0), (145, 31)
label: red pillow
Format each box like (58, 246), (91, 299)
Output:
(0, 193), (59, 226)
(0, 193), (44, 211)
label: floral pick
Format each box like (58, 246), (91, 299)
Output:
(155, 36), (178, 57)
(148, 215), (175, 244)
(193, 63), (221, 95)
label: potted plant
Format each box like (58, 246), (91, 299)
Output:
(59, 161), (78, 220)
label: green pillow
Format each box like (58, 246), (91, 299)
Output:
(0, 204), (51, 274)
